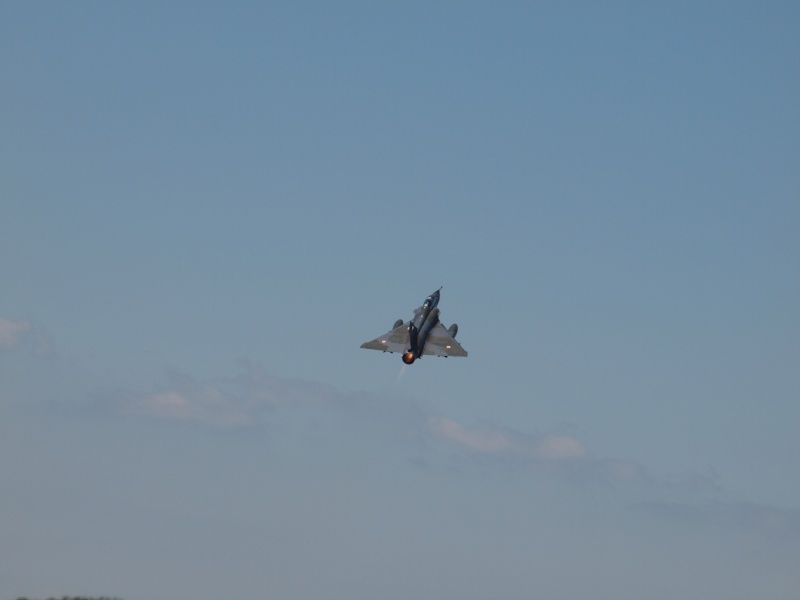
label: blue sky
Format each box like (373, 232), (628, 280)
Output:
(2, 2), (799, 599)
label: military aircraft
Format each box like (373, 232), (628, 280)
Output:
(360, 288), (468, 364)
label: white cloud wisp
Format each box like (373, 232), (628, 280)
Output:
(0, 317), (30, 350)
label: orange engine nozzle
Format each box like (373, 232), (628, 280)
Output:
(402, 352), (416, 365)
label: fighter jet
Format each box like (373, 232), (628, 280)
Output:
(360, 288), (467, 364)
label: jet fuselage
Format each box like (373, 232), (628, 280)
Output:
(360, 287), (467, 363)
(404, 289), (441, 364)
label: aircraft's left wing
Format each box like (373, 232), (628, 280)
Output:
(423, 322), (468, 357)
(360, 322), (409, 354)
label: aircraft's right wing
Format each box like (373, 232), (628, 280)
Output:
(423, 322), (468, 357)
(360, 322), (409, 354)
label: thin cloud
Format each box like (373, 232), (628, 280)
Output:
(426, 415), (653, 485)
(101, 364), (678, 491)
(0, 316), (30, 350)
(106, 366), (655, 487)
(536, 433), (590, 460)
(109, 363), (340, 428)
(0, 316), (57, 358)
(427, 416), (588, 461)
(119, 389), (256, 427)
(427, 416), (518, 454)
